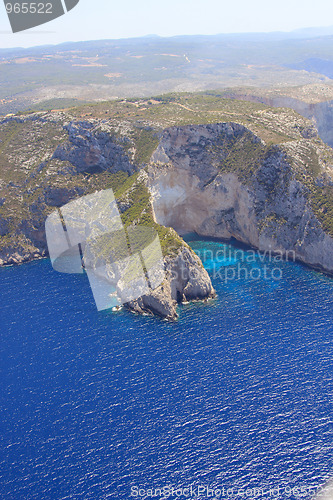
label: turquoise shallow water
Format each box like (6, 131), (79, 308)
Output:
(0, 240), (333, 499)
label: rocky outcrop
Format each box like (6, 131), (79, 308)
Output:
(0, 244), (45, 266)
(126, 245), (215, 320)
(148, 123), (333, 274)
(0, 116), (215, 319)
(53, 121), (135, 174)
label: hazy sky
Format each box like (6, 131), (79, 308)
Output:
(0, 0), (333, 49)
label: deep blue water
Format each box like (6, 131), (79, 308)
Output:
(1, 240), (333, 500)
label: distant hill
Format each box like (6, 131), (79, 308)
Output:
(1, 30), (333, 114)
(287, 58), (333, 79)
(290, 26), (333, 37)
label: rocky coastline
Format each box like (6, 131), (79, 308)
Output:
(0, 98), (332, 317)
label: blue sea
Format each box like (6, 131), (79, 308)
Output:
(1, 240), (333, 500)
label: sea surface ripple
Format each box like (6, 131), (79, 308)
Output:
(0, 240), (333, 499)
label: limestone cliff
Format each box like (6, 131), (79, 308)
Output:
(0, 93), (333, 319)
(148, 123), (333, 274)
(0, 114), (215, 320)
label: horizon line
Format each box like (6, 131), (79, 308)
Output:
(1, 24), (333, 52)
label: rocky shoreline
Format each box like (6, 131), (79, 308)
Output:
(126, 246), (216, 320)
(1, 101), (333, 318)
(0, 248), (46, 267)
(0, 243), (215, 321)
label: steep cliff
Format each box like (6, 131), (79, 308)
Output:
(149, 122), (333, 274)
(0, 112), (215, 320)
(218, 84), (333, 148)
(0, 92), (332, 318)
(262, 97), (333, 149)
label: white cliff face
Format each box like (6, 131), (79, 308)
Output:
(149, 123), (261, 246)
(148, 123), (333, 275)
(1, 113), (332, 317)
(150, 164), (258, 244)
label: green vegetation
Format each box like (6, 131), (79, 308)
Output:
(116, 177), (183, 256)
(131, 128), (160, 165)
(211, 131), (269, 181)
(118, 181), (153, 227)
(77, 172), (183, 260)
(309, 185), (333, 235)
(29, 98), (90, 112)
(1, 89), (333, 262)
(1, 33), (333, 115)
(64, 91), (307, 149)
